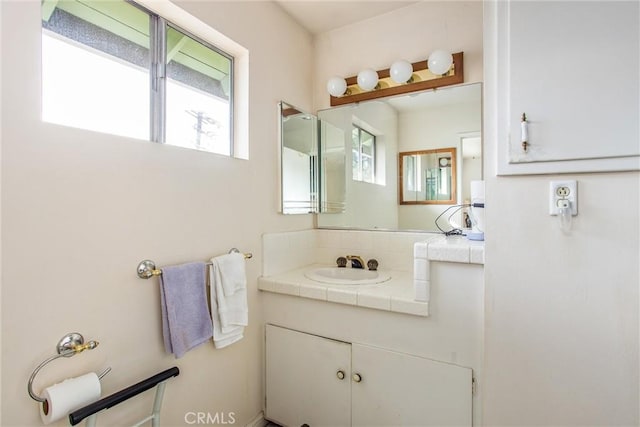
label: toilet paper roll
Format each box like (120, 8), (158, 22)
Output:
(40, 372), (101, 425)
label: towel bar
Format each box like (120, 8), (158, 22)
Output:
(137, 248), (252, 279)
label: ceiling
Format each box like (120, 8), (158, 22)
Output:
(275, 1), (419, 34)
(385, 82), (482, 113)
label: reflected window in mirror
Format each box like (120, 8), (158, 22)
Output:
(399, 148), (457, 205)
(317, 82), (481, 231)
(352, 126), (376, 183)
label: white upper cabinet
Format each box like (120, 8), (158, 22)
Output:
(485, 0), (640, 174)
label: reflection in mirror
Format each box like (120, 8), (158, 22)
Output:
(318, 100), (399, 229)
(400, 148), (457, 204)
(279, 102), (318, 214)
(317, 82), (482, 232)
(319, 120), (346, 213)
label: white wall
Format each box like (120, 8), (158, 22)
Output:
(482, 3), (640, 425)
(0, 1), (313, 425)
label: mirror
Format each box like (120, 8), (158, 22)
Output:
(319, 120), (347, 213)
(317, 82), (482, 232)
(400, 148), (457, 204)
(279, 102), (318, 214)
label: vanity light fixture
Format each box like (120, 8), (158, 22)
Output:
(427, 49), (454, 76)
(389, 60), (414, 84)
(327, 51), (464, 106)
(357, 68), (379, 91)
(326, 76), (348, 97)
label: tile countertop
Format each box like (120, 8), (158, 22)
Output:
(258, 265), (429, 317)
(258, 235), (484, 318)
(415, 235), (485, 265)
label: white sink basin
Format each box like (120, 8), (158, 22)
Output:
(304, 267), (391, 285)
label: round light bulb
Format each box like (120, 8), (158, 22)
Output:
(357, 69), (379, 91)
(428, 49), (453, 75)
(326, 76), (347, 97)
(390, 60), (413, 84)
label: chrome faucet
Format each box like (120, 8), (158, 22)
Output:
(346, 255), (365, 269)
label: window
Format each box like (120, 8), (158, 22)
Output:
(352, 126), (375, 183)
(42, 0), (233, 155)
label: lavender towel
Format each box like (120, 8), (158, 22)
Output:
(159, 262), (213, 358)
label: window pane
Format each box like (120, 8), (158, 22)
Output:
(42, 0), (150, 140)
(352, 127), (359, 149)
(361, 154), (373, 182)
(361, 132), (374, 156)
(165, 26), (232, 155)
(352, 149), (360, 181)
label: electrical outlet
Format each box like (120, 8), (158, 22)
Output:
(556, 186), (571, 197)
(549, 180), (578, 215)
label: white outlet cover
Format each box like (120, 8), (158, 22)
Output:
(549, 180), (578, 215)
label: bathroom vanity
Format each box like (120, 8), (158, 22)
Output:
(265, 324), (472, 427)
(260, 230), (484, 426)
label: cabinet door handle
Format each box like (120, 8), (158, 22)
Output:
(352, 373), (362, 383)
(336, 370), (345, 380)
(521, 112), (529, 152)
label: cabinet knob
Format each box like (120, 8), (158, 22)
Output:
(336, 370), (345, 380)
(352, 373), (362, 383)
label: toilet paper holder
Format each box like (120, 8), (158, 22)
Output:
(28, 332), (110, 403)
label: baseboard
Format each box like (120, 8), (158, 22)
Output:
(245, 411), (268, 427)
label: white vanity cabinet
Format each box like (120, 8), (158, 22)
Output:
(265, 324), (472, 427)
(265, 324), (352, 427)
(487, 0), (639, 174)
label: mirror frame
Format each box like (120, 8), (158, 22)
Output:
(399, 147), (457, 205)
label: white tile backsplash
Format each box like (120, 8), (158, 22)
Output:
(262, 230), (316, 276)
(263, 229), (433, 275)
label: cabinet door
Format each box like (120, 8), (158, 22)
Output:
(265, 325), (351, 427)
(351, 344), (472, 427)
(489, 0), (639, 174)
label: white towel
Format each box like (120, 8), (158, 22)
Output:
(215, 253), (247, 296)
(209, 255), (248, 348)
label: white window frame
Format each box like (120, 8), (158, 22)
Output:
(42, 0), (241, 157)
(352, 125), (376, 183)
